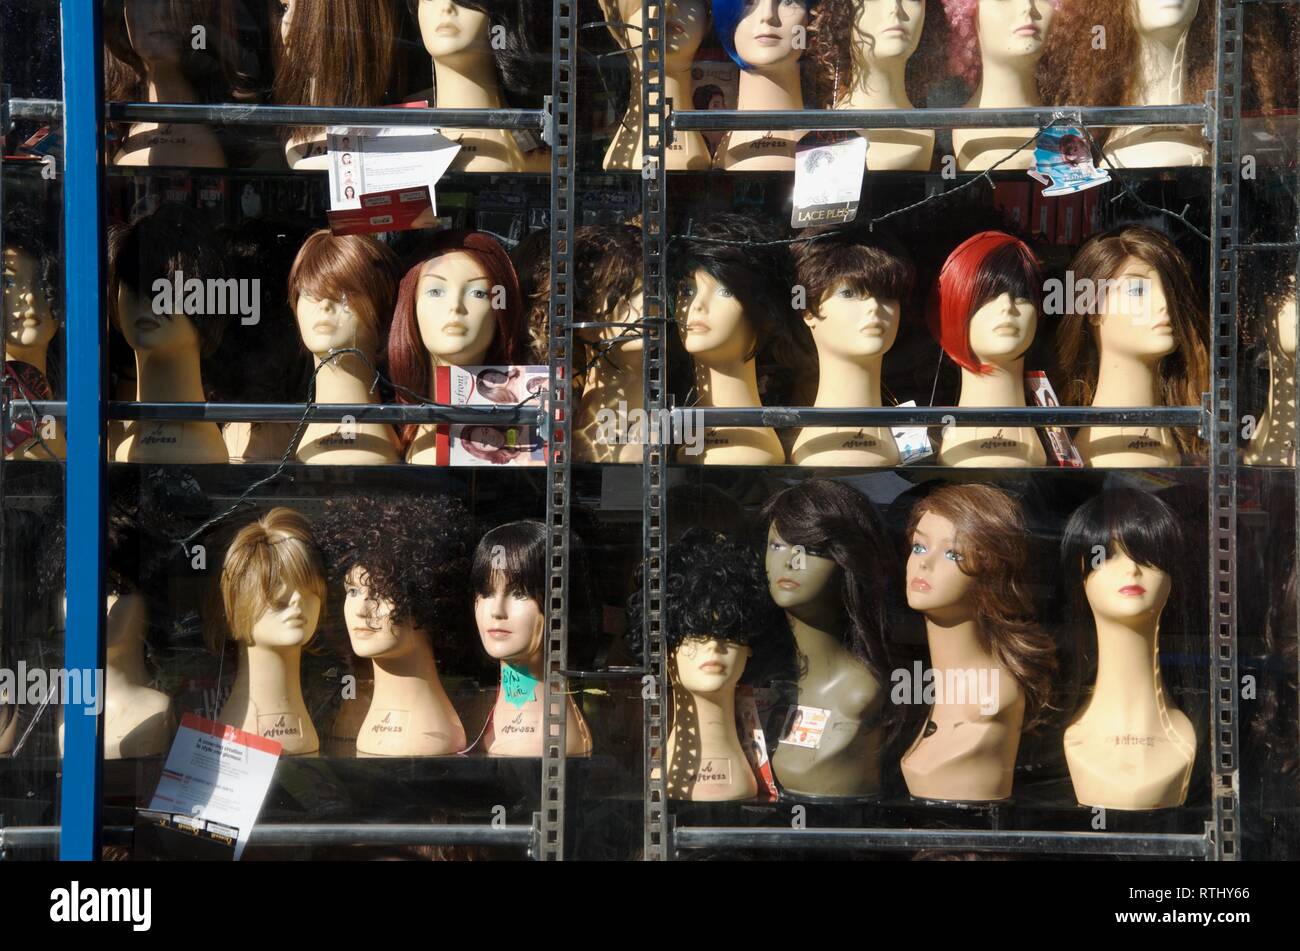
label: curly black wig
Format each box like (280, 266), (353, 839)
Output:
(315, 493), (473, 643)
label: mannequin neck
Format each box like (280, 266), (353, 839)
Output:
(428, 348), (490, 382)
(736, 61), (804, 111)
(498, 648), (544, 688)
(1132, 27), (1191, 106)
(235, 642), (307, 713)
(135, 346), (207, 403)
(1086, 612), (1170, 726)
(1091, 351), (1160, 406)
(1256, 348), (1297, 457)
(672, 682), (741, 752)
(788, 603), (853, 676)
(5, 342), (48, 376)
(957, 361), (1026, 407)
(370, 634), (446, 707)
(581, 346), (645, 414)
(312, 351), (381, 404)
(845, 58), (913, 109)
(970, 57), (1041, 108)
(924, 615), (994, 673)
(693, 354), (762, 408)
(143, 63), (196, 104)
(623, 51), (696, 122)
(433, 53), (504, 110)
(106, 638), (151, 689)
(813, 350), (883, 407)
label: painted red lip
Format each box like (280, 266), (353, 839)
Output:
(699, 662), (725, 673)
(776, 578), (800, 590)
(1014, 25), (1041, 37)
(1119, 585), (1146, 596)
(909, 577), (930, 592)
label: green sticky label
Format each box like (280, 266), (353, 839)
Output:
(502, 664), (540, 710)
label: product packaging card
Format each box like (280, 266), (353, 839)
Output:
(792, 134), (867, 229)
(148, 713), (282, 861)
(891, 400), (936, 464)
(132, 809), (238, 861)
(1028, 125), (1112, 197)
(326, 111), (460, 217)
(779, 705), (832, 750)
(737, 687), (779, 802)
(1025, 370), (1084, 468)
(432, 365), (549, 467)
(327, 186), (434, 235)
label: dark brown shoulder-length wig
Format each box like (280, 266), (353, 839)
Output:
(906, 483), (1057, 731)
(103, 0), (229, 102)
(793, 225), (915, 321)
(1053, 225), (1208, 457)
(287, 231), (402, 348)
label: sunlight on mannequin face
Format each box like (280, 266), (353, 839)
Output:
(416, 252), (498, 365)
(906, 510), (975, 616)
(765, 524), (838, 610)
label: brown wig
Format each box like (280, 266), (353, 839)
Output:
(1259, 558), (1298, 776)
(388, 230), (524, 445)
(1040, 0), (1297, 120)
(1053, 225), (1208, 457)
(103, 0), (229, 102)
(906, 484), (1057, 731)
(272, 0), (407, 139)
(793, 226), (915, 353)
(408, 0), (552, 107)
(287, 230), (402, 351)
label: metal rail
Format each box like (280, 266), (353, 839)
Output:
(671, 105), (1208, 133)
(1, 823), (533, 850)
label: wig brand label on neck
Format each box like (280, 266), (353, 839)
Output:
(779, 705), (832, 750)
(368, 710), (410, 736)
(257, 713), (303, 741)
(502, 664), (540, 709)
(694, 758), (732, 786)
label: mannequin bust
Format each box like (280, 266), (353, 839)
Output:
(901, 484), (1055, 802)
(1056, 226), (1208, 468)
(274, 0), (404, 170)
(1061, 490), (1196, 809)
(105, 0), (226, 168)
(631, 528), (781, 801)
(929, 231), (1046, 467)
(288, 231), (403, 465)
(673, 215), (794, 465)
(711, 0), (814, 171)
(809, 0), (936, 170)
(1245, 275), (1297, 466)
(791, 227), (914, 466)
(214, 508), (325, 756)
(389, 230), (525, 464)
(3, 209), (64, 460)
(108, 203), (230, 464)
(409, 0), (550, 172)
(600, 0), (711, 171)
(473, 521), (592, 756)
(317, 495), (470, 756)
(944, 0), (1055, 171)
(762, 480), (892, 798)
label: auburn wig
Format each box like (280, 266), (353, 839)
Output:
(217, 507), (327, 648)
(941, 0), (1058, 89)
(712, 0), (817, 70)
(1053, 225), (1208, 456)
(907, 483), (1057, 730)
(927, 231), (1042, 374)
(807, 0), (949, 108)
(287, 231), (402, 350)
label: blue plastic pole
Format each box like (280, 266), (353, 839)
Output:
(58, 0), (107, 861)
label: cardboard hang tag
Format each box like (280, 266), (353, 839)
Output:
(1028, 125), (1111, 197)
(791, 134), (867, 229)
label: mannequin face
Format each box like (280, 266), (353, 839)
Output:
(733, 0), (811, 69)
(765, 525), (838, 610)
(475, 573), (545, 663)
(114, 283), (203, 357)
(3, 246), (57, 353)
(855, 0), (925, 65)
(1083, 546), (1171, 623)
(106, 591), (147, 653)
(1275, 277), (1297, 358)
(1134, 0), (1199, 36)
(277, 0), (295, 45)
(124, 0), (190, 65)
(419, 0), (493, 61)
(416, 252), (498, 365)
(807, 283), (900, 360)
(296, 294), (376, 358)
(247, 583), (321, 649)
(906, 510), (974, 615)
(605, 0), (709, 68)
(585, 286), (645, 356)
(966, 291), (1036, 365)
(342, 567), (412, 659)
(672, 636), (751, 694)
(677, 269), (754, 361)
(1091, 257), (1176, 362)
(976, 0), (1054, 66)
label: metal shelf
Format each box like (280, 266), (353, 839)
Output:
(1, 823), (535, 850)
(680, 405), (1206, 429)
(671, 104), (1208, 133)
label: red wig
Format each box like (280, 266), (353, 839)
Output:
(389, 230), (524, 443)
(927, 231), (1042, 375)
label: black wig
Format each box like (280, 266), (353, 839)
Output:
(3, 199), (62, 326)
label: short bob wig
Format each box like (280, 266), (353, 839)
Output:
(287, 231), (402, 346)
(793, 225), (915, 320)
(218, 507), (327, 648)
(927, 231), (1042, 375)
(712, 0), (817, 70)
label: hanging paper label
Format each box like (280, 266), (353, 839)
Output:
(779, 705), (832, 750)
(891, 400), (935, 464)
(791, 135), (867, 229)
(737, 686), (779, 801)
(502, 663), (541, 709)
(1028, 126), (1111, 197)
(326, 114), (461, 218)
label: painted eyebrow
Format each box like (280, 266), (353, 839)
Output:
(424, 272), (490, 285)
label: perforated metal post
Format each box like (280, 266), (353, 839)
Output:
(1209, 0), (1243, 862)
(640, 0), (670, 862)
(540, 0), (578, 862)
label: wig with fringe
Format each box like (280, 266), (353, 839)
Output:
(712, 0), (817, 70)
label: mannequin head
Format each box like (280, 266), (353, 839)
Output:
(103, 0), (227, 100)
(317, 494), (472, 663)
(409, 0), (549, 105)
(793, 226), (914, 366)
(713, 0), (816, 71)
(218, 507), (326, 650)
(905, 483), (1055, 727)
(942, 0), (1056, 89)
(570, 224), (646, 377)
(602, 0), (709, 69)
(808, 0), (946, 106)
(288, 231), (401, 361)
(927, 231), (1041, 375)
(3, 204), (61, 361)
(471, 520), (546, 665)
(759, 479), (892, 682)
(108, 203), (230, 365)
(1055, 226), (1208, 450)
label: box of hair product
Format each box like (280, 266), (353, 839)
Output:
(433, 365), (549, 467)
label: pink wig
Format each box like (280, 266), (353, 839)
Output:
(943, 0), (1059, 88)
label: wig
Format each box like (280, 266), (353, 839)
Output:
(907, 483), (1057, 730)
(793, 225), (915, 323)
(806, 0), (950, 108)
(287, 231), (402, 348)
(103, 0), (229, 102)
(1053, 225), (1208, 456)
(107, 202), (231, 359)
(941, 0), (1059, 89)
(1040, 0), (1297, 119)
(3, 199), (63, 327)
(1258, 558), (1297, 776)
(927, 231), (1041, 375)
(217, 507), (327, 648)
(408, 0), (552, 106)
(315, 494), (473, 647)
(712, 0), (817, 70)
(759, 479), (893, 684)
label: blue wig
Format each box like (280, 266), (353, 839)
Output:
(712, 0), (814, 71)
